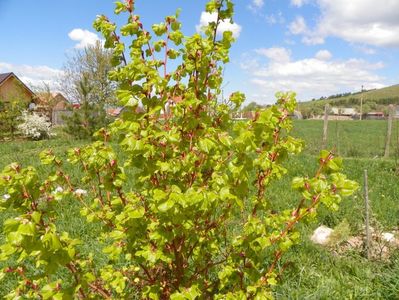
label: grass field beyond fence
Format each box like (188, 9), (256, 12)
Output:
(293, 119), (399, 158)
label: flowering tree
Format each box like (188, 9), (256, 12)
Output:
(18, 111), (54, 140)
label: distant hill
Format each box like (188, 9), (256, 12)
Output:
(298, 84), (399, 118)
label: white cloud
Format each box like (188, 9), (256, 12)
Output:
(240, 48), (386, 103)
(315, 50), (332, 60)
(255, 47), (291, 63)
(196, 12), (242, 38)
(265, 11), (285, 25)
(291, 0), (309, 7)
(68, 29), (102, 49)
(302, 35), (325, 45)
(356, 46), (376, 55)
(291, 0), (399, 47)
(265, 14), (277, 25)
(0, 62), (63, 91)
(248, 0), (265, 14)
(252, 0), (264, 9)
(288, 16), (308, 35)
(288, 16), (325, 45)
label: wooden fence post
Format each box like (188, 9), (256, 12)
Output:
(360, 97), (363, 120)
(322, 104), (329, 150)
(384, 104), (394, 158)
(364, 169), (371, 259)
(334, 120), (340, 155)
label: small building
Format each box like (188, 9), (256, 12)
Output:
(365, 111), (385, 120)
(330, 107), (357, 117)
(0, 72), (35, 107)
(330, 107), (339, 115)
(329, 107), (358, 120)
(341, 108), (357, 116)
(33, 92), (70, 125)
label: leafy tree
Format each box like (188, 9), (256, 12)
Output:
(60, 41), (116, 138)
(0, 99), (25, 140)
(62, 75), (110, 139)
(0, 0), (358, 298)
(299, 104), (324, 119)
(241, 101), (263, 112)
(60, 41), (116, 105)
(361, 103), (372, 115)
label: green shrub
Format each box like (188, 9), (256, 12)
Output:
(0, 0), (358, 298)
(0, 100), (25, 140)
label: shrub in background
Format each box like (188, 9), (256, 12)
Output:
(62, 100), (110, 140)
(0, 0), (358, 298)
(17, 110), (54, 140)
(62, 76), (111, 140)
(0, 100), (25, 140)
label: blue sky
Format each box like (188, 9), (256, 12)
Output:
(1, 0), (399, 104)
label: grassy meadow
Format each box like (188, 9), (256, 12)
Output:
(1, 120), (399, 298)
(292, 119), (399, 158)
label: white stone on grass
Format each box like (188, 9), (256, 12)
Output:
(311, 225), (334, 245)
(381, 232), (396, 244)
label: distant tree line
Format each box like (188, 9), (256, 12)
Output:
(311, 88), (378, 101)
(240, 101), (265, 112)
(331, 97), (399, 107)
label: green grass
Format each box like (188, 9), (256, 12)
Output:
(267, 153), (399, 298)
(274, 120), (399, 298)
(1, 120), (399, 298)
(275, 242), (399, 299)
(292, 119), (399, 159)
(0, 138), (87, 170)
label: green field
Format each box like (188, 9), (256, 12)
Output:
(292, 119), (399, 158)
(1, 120), (399, 298)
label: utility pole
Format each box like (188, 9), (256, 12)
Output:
(360, 85), (364, 120)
